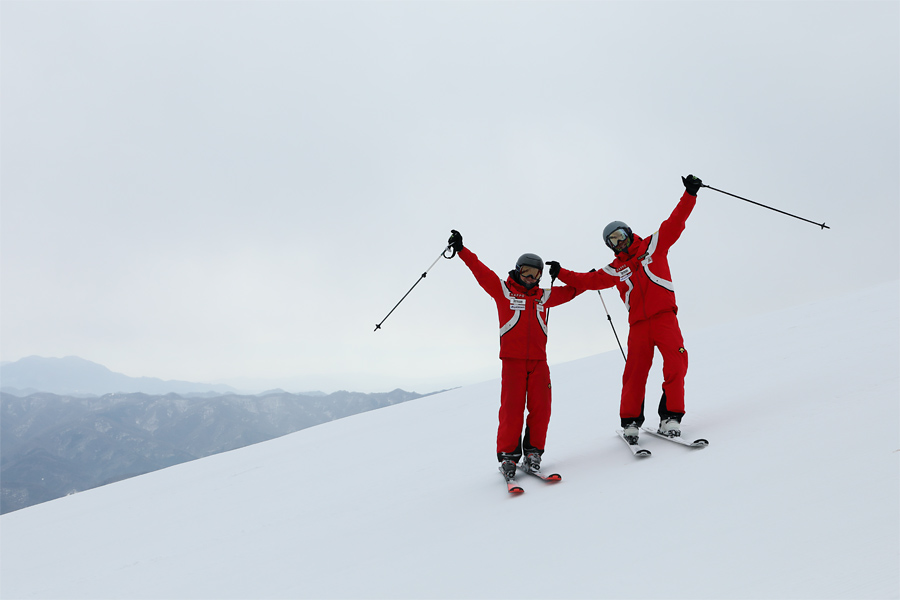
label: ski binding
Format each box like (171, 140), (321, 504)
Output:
(499, 466), (524, 494)
(641, 426), (709, 448)
(616, 429), (651, 457)
(520, 465), (562, 482)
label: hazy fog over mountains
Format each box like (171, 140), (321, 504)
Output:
(0, 357), (441, 513)
(0, 355), (239, 397)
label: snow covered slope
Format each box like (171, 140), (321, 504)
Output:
(2, 281), (898, 599)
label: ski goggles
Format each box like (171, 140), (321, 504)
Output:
(606, 228), (630, 247)
(518, 265), (542, 279)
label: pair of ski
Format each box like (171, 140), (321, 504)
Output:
(617, 426), (709, 457)
(500, 427), (709, 492)
(501, 464), (561, 494)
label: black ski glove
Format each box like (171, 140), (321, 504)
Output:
(546, 261), (561, 279)
(682, 174), (703, 196)
(448, 230), (463, 253)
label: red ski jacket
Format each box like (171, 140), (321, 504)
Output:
(459, 247), (583, 361)
(557, 190), (697, 325)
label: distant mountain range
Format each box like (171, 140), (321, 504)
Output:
(0, 356), (239, 396)
(1, 387), (438, 514)
(0, 356), (447, 513)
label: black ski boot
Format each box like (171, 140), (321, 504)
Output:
(499, 459), (517, 480)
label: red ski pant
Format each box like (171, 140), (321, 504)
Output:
(497, 358), (552, 455)
(621, 310), (688, 421)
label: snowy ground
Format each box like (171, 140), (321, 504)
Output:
(1, 280), (898, 600)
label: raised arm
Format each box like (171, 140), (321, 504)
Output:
(656, 175), (701, 252)
(449, 230), (505, 301)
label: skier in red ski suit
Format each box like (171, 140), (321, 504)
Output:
(547, 175), (702, 444)
(448, 230), (583, 476)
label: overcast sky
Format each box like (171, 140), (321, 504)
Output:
(2, 1), (897, 393)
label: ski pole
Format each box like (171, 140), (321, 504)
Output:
(374, 245), (456, 332)
(545, 274), (557, 324)
(598, 290), (627, 361)
(701, 184), (830, 230)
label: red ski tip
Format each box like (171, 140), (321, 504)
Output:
(509, 486), (524, 494)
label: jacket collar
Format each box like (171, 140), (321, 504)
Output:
(615, 233), (645, 261)
(506, 272), (540, 295)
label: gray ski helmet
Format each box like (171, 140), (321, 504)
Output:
(515, 253), (544, 274)
(602, 221), (633, 251)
